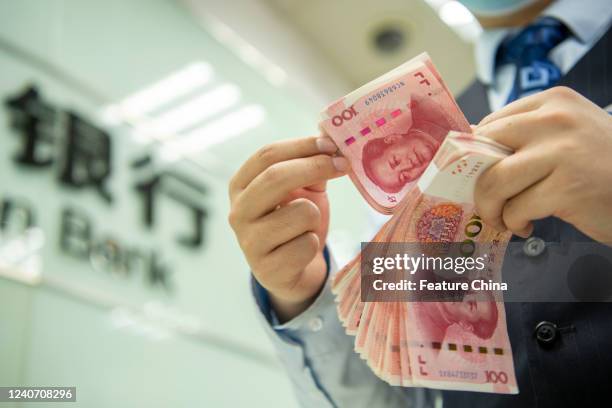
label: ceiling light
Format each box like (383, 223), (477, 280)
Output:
(160, 105), (266, 161)
(115, 62), (213, 119)
(439, 1), (476, 26)
(134, 83), (241, 139)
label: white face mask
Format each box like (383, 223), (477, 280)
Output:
(457, 0), (539, 17)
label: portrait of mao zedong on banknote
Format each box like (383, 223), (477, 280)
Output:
(362, 129), (439, 193)
(362, 96), (453, 194)
(417, 289), (499, 352)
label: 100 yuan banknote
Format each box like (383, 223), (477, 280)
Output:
(320, 53), (470, 214)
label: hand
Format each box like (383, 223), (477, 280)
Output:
(228, 136), (348, 322)
(474, 86), (612, 243)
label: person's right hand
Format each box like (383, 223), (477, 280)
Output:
(228, 136), (349, 322)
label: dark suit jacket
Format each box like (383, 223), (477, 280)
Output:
(442, 26), (612, 408)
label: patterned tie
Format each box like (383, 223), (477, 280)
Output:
(496, 17), (570, 104)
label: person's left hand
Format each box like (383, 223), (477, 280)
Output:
(474, 86), (612, 243)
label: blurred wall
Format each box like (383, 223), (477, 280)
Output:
(0, 1), (371, 407)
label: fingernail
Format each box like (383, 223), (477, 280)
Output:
(332, 156), (349, 172)
(316, 137), (337, 153)
(515, 227), (532, 239)
(516, 231), (530, 239)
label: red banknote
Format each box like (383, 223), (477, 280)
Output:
(331, 132), (519, 394)
(320, 53), (470, 214)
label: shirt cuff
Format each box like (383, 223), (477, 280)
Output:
(251, 246), (351, 353)
(250, 246), (346, 407)
(252, 246), (331, 328)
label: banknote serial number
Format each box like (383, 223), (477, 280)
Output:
(364, 81), (405, 106)
(0, 387), (76, 402)
(439, 370), (477, 380)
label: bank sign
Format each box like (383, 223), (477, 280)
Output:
(1, 84), (210, 294)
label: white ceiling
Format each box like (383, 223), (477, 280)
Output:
(263, 0), (476, 93)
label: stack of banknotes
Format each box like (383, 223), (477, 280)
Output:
(319, 53), (519, 394)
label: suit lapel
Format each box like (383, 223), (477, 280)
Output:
(456, 25), (612, 124)
(557, 24), (611, 108)
(456, 80), (490, 124)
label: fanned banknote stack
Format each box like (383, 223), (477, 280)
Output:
(319, 53), (519, 394)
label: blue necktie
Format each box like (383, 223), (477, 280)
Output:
(496, 17), (570, 104)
